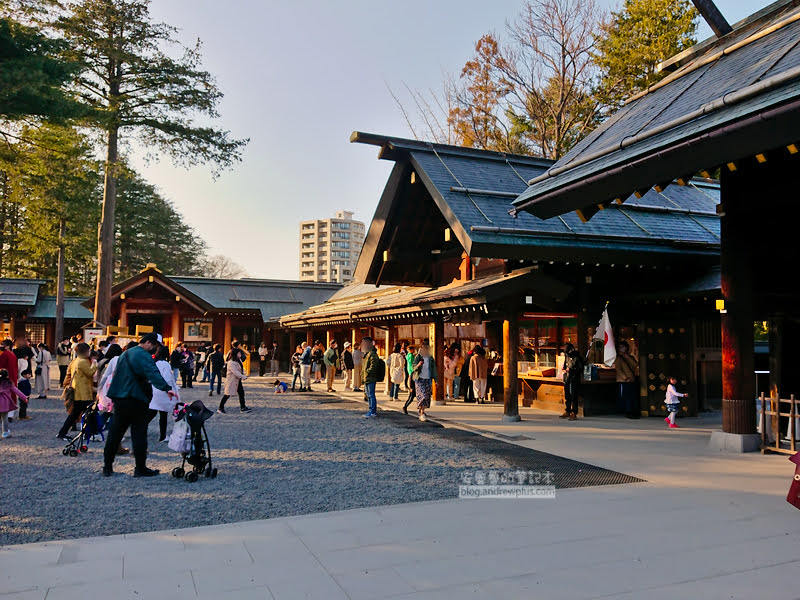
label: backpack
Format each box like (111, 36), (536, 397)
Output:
(374, 356), (386, 382)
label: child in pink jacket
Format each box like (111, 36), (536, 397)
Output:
(0, 368), (29, 438)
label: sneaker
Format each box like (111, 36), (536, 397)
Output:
(419, 414), (427, 422)
(559, 412), (569, 419)
(568, 413), (577, 421)
(363, 412), (377, 418)
(56, 434), (69, 440)
(217, 407), (226, 414)
(2, 431), (10, 438)
(102, 467), (113, 477)
(402, 406), (408, 415)
(240, 407), (252, 413)
(158, 437), (167, 443)
(19, 415), (31, 420)
(669, 423), (680, 428)
(209, 391), (213, 397)
(353, 388), (362, 392)
(133, 467), (160, 477)
(664, 417), (670, 423)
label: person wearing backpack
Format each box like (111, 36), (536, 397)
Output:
(361, 337), (384, 418)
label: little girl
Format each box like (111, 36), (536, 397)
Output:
(665, 376), (687, 429)
(0, 368), (29, 438)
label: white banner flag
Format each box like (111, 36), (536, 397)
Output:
(594, 306), (616, 367)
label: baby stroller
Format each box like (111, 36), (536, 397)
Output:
(170, 400), (217, 482)
(62, 402), (105, 457)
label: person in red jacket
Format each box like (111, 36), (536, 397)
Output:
(0, 340), (19, 390)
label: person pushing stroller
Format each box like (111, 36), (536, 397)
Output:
(102, 333), (177, 478)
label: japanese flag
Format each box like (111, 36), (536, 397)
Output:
(594, 307), (616, 367)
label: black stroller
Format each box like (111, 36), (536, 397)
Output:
(62, 402), (104, 457)
(170, 400), (217, 482)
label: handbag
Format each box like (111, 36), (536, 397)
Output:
(168, 419), (192, 453)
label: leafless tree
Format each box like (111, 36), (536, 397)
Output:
(203, 254), (249, 279)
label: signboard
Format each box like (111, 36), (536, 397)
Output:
(82, 327), (104, 346)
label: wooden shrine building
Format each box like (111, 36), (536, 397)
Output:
(511, 0), (800, 449)
(281, 132), (724, 419)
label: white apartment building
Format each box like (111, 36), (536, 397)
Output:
(299, 210), (365, 283)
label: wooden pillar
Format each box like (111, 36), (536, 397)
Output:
(289, 330), (297, 354)
(432, 319), (445, 405)
(720, 169), (756, 435)
(352, 328), (358, 348)
(170, 305), (181, 347)
(306, 330), (313, 347)
(769, 316), (783, 439)
(118, 300), (128, 329)
(503, 316), (521, 422)
(223, 315), (232, 354)
(384, 327), (392, 396)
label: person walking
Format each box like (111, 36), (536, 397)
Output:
(312, 342), (324, 384)
(206, 344), (224, 396)
(402, 346), (417, 414)
(56, 337), (72, 387)
(33, 343), (51, 399)
(412, 343), (437, 422)
(469, 345), (489, 403)
(218, 350), (251, 413)
(388, 343), (405, 401)
(270, 341), (281, 378)
(57, 343), (96, 439)
(298, 341), (312, 392)
(665, 376), (687, 429)
(0, 368), (28, 438)
(324, 341), (339, 392)
(148, 345), (180, 442)
(443, 345), (456, 401)
(341, 342), (354, 391)
(102, 333), (176, 477)
(352, 343), (363, 392)
(258, 342), (268, 377)
(290, 344), (303, 391)
(169, 343), (183, 386)
(194, 342), (208, 382)
(12, 338), (34, 420)
(459, 346), (475, 403)
(561, 343), (584, 421)
(614, 341), (639, 419)
(361, 337), (381, 417)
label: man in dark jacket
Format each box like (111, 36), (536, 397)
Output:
(103, 333), (175, 477)
(460, 348), (474, 403)
(270, 341), (281, 378)
(562, 343), (584, 421)
(206, 344), (224, 396)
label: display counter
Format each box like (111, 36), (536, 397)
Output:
(518, 374), (617, 416)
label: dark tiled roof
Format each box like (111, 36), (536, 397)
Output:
(28, 297), (94, 320)
(513, 0), (800, 217)
(170, 277), (341, 322)
(0, 278), (47, 307)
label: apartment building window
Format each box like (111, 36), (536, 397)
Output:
(302, 252), (314, 258)
(333, 232), (350, 239)
(332, 251), (350, 258)
(302, 233), (314, 240)
(335, 222), (351, 230)
(343, 270), (351, 276)
(301, 271), (313, 277)
(332, 241), (349, 249)
(302, 243), (313, 249)
(302, 224), (314, 230)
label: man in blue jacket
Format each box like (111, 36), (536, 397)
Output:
(299, 341), (312, 392)
(102, 332), (176, 477)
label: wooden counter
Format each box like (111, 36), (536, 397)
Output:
(518, 375), (618, 416)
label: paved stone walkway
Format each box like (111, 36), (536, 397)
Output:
(1, 377), (798, 599)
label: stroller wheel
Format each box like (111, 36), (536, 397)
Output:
(210, 468), (218, 479)
(204, 467), (212, 478)
(185, 471), (198, 483)
(69, 449), (78, 457)
(62, 448), (69, 456)
(80, 446), (88, 453)
(172, 467), (185, 479)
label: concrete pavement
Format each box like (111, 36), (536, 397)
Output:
(2, 381), (798, 599)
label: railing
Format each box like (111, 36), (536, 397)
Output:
(758, 393), (798, 455)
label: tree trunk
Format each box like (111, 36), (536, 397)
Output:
(93, 126), (119, 326)
(55, 218), (67, 344)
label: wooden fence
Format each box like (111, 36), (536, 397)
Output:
(758, 393), (798, 454)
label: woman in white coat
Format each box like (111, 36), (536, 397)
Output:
(218, 352), (250, 413)
(148, 345), (180, 442)
(34, 343), (52, 398)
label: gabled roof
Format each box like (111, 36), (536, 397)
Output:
(513, 0), (800, 219)
(0, 278), (47, 307)
(281, 267), (571, 328)
(28, 297), (94, 320)
(170, 277), (341, 322)
(351, 132), (720, 285)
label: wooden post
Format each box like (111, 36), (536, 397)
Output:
(432, 319), (445, 405)
(224, 315), (232, 355)
(503, 316), (520, 422)
(720, 169), (756, 435)
(170, 305), (181, 347)
(119, 300), (128, 329)
(306, 330), (313, 347)
(769, 317), (782, 440)
(289, 330), (296, 354)
(384, 327), (392, 396)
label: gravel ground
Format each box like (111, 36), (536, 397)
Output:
(0, 376), (532, 546)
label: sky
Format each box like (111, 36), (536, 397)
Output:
(136, 0), (756, 281)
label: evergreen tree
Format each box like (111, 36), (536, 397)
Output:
(593, 0), (698, 112)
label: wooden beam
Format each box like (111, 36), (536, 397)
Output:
(690, 0), (732, 38)
(503, 317), (521, 422)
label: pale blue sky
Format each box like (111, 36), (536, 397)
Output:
(136, 0), (755, 280)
